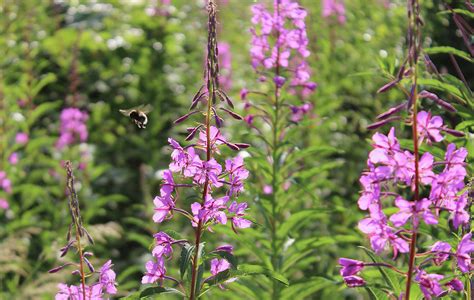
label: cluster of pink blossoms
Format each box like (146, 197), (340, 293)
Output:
(321, 0), (346, 24)
(340, 110), (473, 299)
(54, 260), (117, 300)
(56, 108), (89, 150)
(217, 42), (232, 91)
(0, 171), (12, 210)
(250, 0), (317, 96)
(142, 126), (251, 284)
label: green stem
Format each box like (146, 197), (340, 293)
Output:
(271, 3), (282, 299)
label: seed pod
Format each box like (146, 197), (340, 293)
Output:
(220, 108), (243, 120)
(174, 111), (200, 124)
(48, 263), (73, 273)
(376, 101), (408, 120)
(367, 116), (401, 130)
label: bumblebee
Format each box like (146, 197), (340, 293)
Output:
(119, 104), (153, 129)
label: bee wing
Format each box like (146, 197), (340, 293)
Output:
(119, 109), (132, 116)
(137, 104), (153, 114)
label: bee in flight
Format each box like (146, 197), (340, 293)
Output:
(119, 104), (153, 129)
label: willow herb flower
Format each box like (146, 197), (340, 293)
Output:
(15, 132), (29, 145)
(338, 258), (365, 277)
(242, 1), (316, 298)
(250, 0), (316, 97)
(140, 1), (250, 298)
(218, 42), (232, 91)
(456, 233), (474, 273)
(321, 0), (346, 24)
(0, 171), (12, 194)
(56, 108), (89, 150)
(50, 162), (117, 300)
(339, 2), (471, 298)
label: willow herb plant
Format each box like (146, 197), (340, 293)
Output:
(223, 1), (340, 299)
(133, 1), (272, 299)
(49, 161), (117, 299)
(339, 1), (473, 299)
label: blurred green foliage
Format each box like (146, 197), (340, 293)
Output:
(0, 0), (471, 299)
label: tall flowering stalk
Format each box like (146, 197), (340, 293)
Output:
(49, 161), (117, 299)
(339, 1), (473, 299)
(238, 0), (321, 298)
(139, 1), (251, 299)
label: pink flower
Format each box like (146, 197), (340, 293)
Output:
(448, 194), (469, 229)
(15, 132), (29, 145)
(215, 245), (233, 253)
(358, 204), (409, 258)
(191, 195), (228, 227)
(217, 42), (232, 90)
(152, 232), (174, 259)
(228, 201), (252, 229)
(210, 258), (236, 288)
(210, 258), (231, 276)
(142, 259), (166, 284)
(8, 152), (19, 165)
(55, 283), (77, 300)
(430, 241), (451, 265)
(225, 156), (249, 196)
(153, 191), (175, 223)
(263, 185), (273, 194)
(389, 197), (437, 227)
(368, 127), (400, 164)
(99, 260), (117, 294)
(192, 158), (223, 188)
(322, 0), (346, 24)
(416, 111), (444, 144)
(338, 258), (364, 276)
(456, 233), (474, 273)
(0, 198), (8, 210)
(161, 169), (175, 196)
(445, 279), (464, 292)
(56, 108), (89, 149)
(415, 270), (444, 299)
(343, 275), (365, 287)
(198, 126), (226, 154)
(0, 171), (12, 194)
(240, 88), (249, 100)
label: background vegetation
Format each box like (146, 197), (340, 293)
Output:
(0, 0), (471, 299)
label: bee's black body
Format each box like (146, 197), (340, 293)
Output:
(119, 104), (152, 129)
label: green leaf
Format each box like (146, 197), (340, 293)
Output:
(360, 247), (402, 295)
(364, 286), (389, 300)
(280, 277), (333, 299)
(122, 286), (185, 299)
(238, 264), (289, 286)
(417, 78), (465, 103)
(424, 46), (473, 63)
(203, 264), (289, 289)
(28, 100), (62, 126)
(31, 73), (57, 97)
(179, 243), (195, 280)
(277, 210), (324, 238)
(437, 8), (474, 19)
